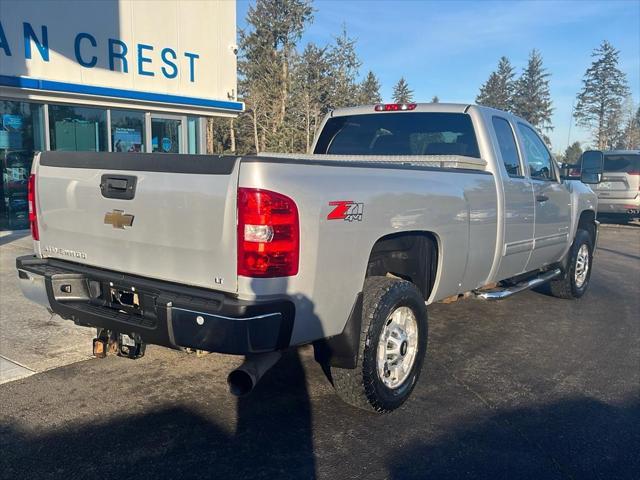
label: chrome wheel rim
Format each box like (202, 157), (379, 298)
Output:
(575, 244), (590, 288)
(376, 306), (418, 389)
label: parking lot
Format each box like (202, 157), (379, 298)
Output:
(1, 224), (638, 480)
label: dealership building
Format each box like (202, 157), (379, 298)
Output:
(0, 0), (241, 230)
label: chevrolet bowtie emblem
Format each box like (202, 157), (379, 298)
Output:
(104, 209), (135, 229)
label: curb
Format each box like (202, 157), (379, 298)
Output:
(599, 222), (640, 231)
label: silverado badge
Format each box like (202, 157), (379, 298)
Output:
(104, 209), (135, 229)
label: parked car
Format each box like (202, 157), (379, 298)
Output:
(593, 150), (640, 221)
(17, 103), (603, 413)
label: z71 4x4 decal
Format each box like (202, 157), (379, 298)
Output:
(327, 201), (364, 222)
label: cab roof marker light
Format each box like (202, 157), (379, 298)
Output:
(374, 103), (417, 112)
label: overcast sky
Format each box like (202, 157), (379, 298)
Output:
(237, 0), (640, 153)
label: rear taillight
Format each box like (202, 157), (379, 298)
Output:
(28, 174), (39, 241)
(237, 188), (299, 278)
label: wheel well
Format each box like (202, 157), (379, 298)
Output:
(366, 232), (438, 300)
(577, 210), (596, 243)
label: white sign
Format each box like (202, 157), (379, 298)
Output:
(0, 0), (242, 115)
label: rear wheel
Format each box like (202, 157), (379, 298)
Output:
(549, 229), (593, 299)
(330, 276), (428, 413)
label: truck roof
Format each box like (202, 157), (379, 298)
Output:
(330, 102), (522, 119)
(330, 102), (473, 117)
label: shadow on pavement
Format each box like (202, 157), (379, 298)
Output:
(0, 230), (29, 247)
(1, 356), (639, 479)
(387, 397), (640, 480)
(0, 350), (316, 480)
(597, 246), (640, 261)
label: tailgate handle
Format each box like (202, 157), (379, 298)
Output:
(101, 174), (137, 200)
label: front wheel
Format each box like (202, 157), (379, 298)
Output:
(549, 229), (594, 299)
(330, 277), (428, 413)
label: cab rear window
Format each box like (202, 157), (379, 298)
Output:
(603, 154), (640, 174)
(314, 112), (480, 158)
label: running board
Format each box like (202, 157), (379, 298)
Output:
(474, 268), (562, 300)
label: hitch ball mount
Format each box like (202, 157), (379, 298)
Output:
(93, 329), (146, 360)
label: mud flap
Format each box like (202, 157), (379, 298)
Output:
(313, 293), (363, 369)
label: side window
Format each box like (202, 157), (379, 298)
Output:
(517, 124), (555, 181)
(492, 117), (521, 176)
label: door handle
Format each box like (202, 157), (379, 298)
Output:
(100, 174), (137, 200)
(107, 178), (128, 191)
(536, 194), (549, 202)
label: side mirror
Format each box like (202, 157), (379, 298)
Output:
(580, 150), (604, 184)
(559, 162), (582, 180)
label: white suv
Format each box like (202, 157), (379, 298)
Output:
(595, 151), (640, 222)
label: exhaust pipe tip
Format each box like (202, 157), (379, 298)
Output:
(227, 369), (256, 397)
(227, 351), (282, 397)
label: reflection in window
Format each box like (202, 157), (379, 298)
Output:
(603, 154), (640, 173)
(0, 100), (44, 229)
(49, 105), (107, 152)
(111, 109), (145, 152)
(315, 113), (481, 158)
(151, 118), (181, 153)
(492, 117), (521, 176)
(518, 123), (555, 180)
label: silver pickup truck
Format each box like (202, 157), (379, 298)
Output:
(17, 103), (604, 413)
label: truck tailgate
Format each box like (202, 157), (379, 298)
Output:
(34, 152), (239, 293)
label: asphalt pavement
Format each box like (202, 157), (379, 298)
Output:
(0, 224), (638, 480)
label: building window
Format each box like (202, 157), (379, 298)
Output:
(151, 117), (182, 153)
(0, 100), (45, 230)
(187, 116), (199, 154)
(111, 109), (145, 152)
(49, 104), (107, 152)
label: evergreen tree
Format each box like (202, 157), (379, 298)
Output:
(357, 71), (382, 104)
(392, 77), (414, 103)
(431, 95), (440, 103)
(237, 0), (313, 153)
(327, 25), (362, 108)
(476, 56), (516, 111)
(574, 41), (630, 150)
(562, 141), (583, 165)
(513, 50), (553, 134)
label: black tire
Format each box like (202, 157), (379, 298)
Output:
(549, 229), (594, 299)
(330, 276), (428, 413)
